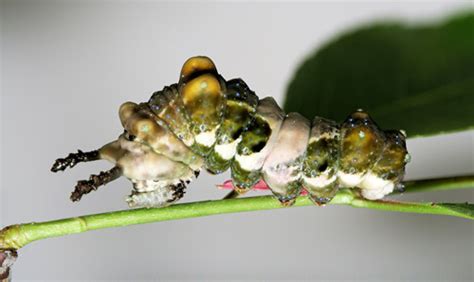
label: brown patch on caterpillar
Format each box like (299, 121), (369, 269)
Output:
(167, 181), (187, 203)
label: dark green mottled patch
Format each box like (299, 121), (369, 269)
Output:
(205, 151), (230, 174)
(371, 130), (408, 181)
(216, 79), (258, 145)
(303, 116), (340, 205)
(236, 116), (271, 156)
(190, 142), (213, 157)
(303, 118), (340, 205)
(205, 79), (259, 173)
(230, 161), (261, 191)
(303, 139), (339, 178)
(225, 79), (259, 104)
(217, 102), (255, 144)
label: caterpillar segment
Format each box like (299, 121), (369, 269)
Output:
(359, 130), (408, 200)
(261, 112), (311, 206)
(51, 56), (409, 208)
(302, 117), (340, 205)
(231, 97), (285, 192)
(148, 84), (194, 147)
(337, 110), (386, 192)
(178, 57), (227, 156)
(206, 79), (259, 174)
(118, 101), (203, 171)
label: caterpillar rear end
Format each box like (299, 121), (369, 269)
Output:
(51, 56), (410, 208)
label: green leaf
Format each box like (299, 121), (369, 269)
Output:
(351, 199), (474, 220)
(438, 203), (474, 219)
(284, 12), (474, 137)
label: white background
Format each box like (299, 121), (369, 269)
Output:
(1, 0), (473, 280)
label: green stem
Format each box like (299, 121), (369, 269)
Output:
(399, 175), (474, 194)
(1, 176), (473, 251)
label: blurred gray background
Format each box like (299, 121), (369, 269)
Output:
(1, 0), (473, 281)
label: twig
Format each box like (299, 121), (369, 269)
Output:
(1, 175), (472, 252)
(395, 175), (474, 194)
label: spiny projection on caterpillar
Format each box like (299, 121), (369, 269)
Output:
(51, 56), (410, 208)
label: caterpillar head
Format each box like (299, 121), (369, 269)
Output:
(52, 100), (203, 208)
(51, 56), (223, 208)
(105, 101), (203, 207)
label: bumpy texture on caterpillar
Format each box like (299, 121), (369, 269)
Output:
(51, 56), (409, 208)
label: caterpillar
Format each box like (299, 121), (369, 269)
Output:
(51, 56), (409, 208)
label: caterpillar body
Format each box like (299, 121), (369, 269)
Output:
(52, 56), (409, 208)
